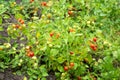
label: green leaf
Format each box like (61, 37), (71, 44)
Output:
(0, 4), (7, 14)
(0, 62), (5, 69)
(3, 14), (10, 19)
(55, 72), (61, 78)
(0, 27), (3, 31)
(73, 63), (78, 70)
(57, 65), (64, 72)
(57, 57), (65, 63)
(39, 65), (48, 77)
(41, 77), (46, 80)
(50, 49), (59, 56)
(42, 72), (48, 77)
(29, 77), (33, 80)
(0, 16), (2, 25)
(15, 13), (24, 19)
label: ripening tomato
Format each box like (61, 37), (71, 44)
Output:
(50, 32), (54, 37)
(90, 44), (95, 49)
(77, 76), (82, 80)
(68, 10), (73, 16)
(18, 18), (22, 22)
(56, 33), (60, 39)
(18, 18), (24, 24)
(93, 47), (97, 51)
(70, 62), (74, 67)
(15, 24), (20, 28)
(27, 51), (34, 57)
(20, 20), (24, 24)
(18, 26), (22, 30)
(93, 37), (97, 42)
(27, 52), (30, 57)
(41, 2), (47, 6)
(90, 44), (97, 51)
(30, 0), (34, 3)
(70, 51), (74, 55)
(0, 47), (3, 50)
(69, 28), (75, 32)
(93, 78), (97, 80)
(29, 51), (34, 57)
(64, 66), (69, 71)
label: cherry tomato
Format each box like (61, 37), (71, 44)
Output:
(18, 18), (22, 22)
(20, 20), (24, 24)
(50, 32), (54, 37)
(41, 2), (47, 6)
(27, 51), (34, 57)
(93, 37), (97, 42)
(70, 62), (74, 67)
(90, 44), (95, 49)
(70, 51), (74, 55)
(90, 44), (97, 51)
(30, 0), (34, 3)
(68, 10), (73, 16)
(64, 66), (69, 71)
(56, 33), (60, 39)
(77, 76), (82, 80)
(15, 24), (20, 28)
(69, 28), (75, 32)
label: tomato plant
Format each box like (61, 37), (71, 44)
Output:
(0, 0), (120, 80)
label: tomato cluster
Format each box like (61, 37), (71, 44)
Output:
(90, 37), (98, 51)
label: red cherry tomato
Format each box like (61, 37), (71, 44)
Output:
(64, 66), (69, 71)
(90, 44), (97, 51)
(68, 10), (73, 16)
(70, 51), (74, 55)
(93, 37), (97, 42)
(50, 32), (54, 37)
(41, 2), (47, 6)
(27, 51), (34, 57)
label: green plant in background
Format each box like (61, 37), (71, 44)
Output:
(0, 0), (120, 80)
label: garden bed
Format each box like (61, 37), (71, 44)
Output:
(0, 0), (120, 80)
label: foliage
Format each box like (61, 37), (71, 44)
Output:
(0, 0), (120, 80)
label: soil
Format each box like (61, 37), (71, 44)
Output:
(0, 69), (23, 80)
(0, 70), (56, 80)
